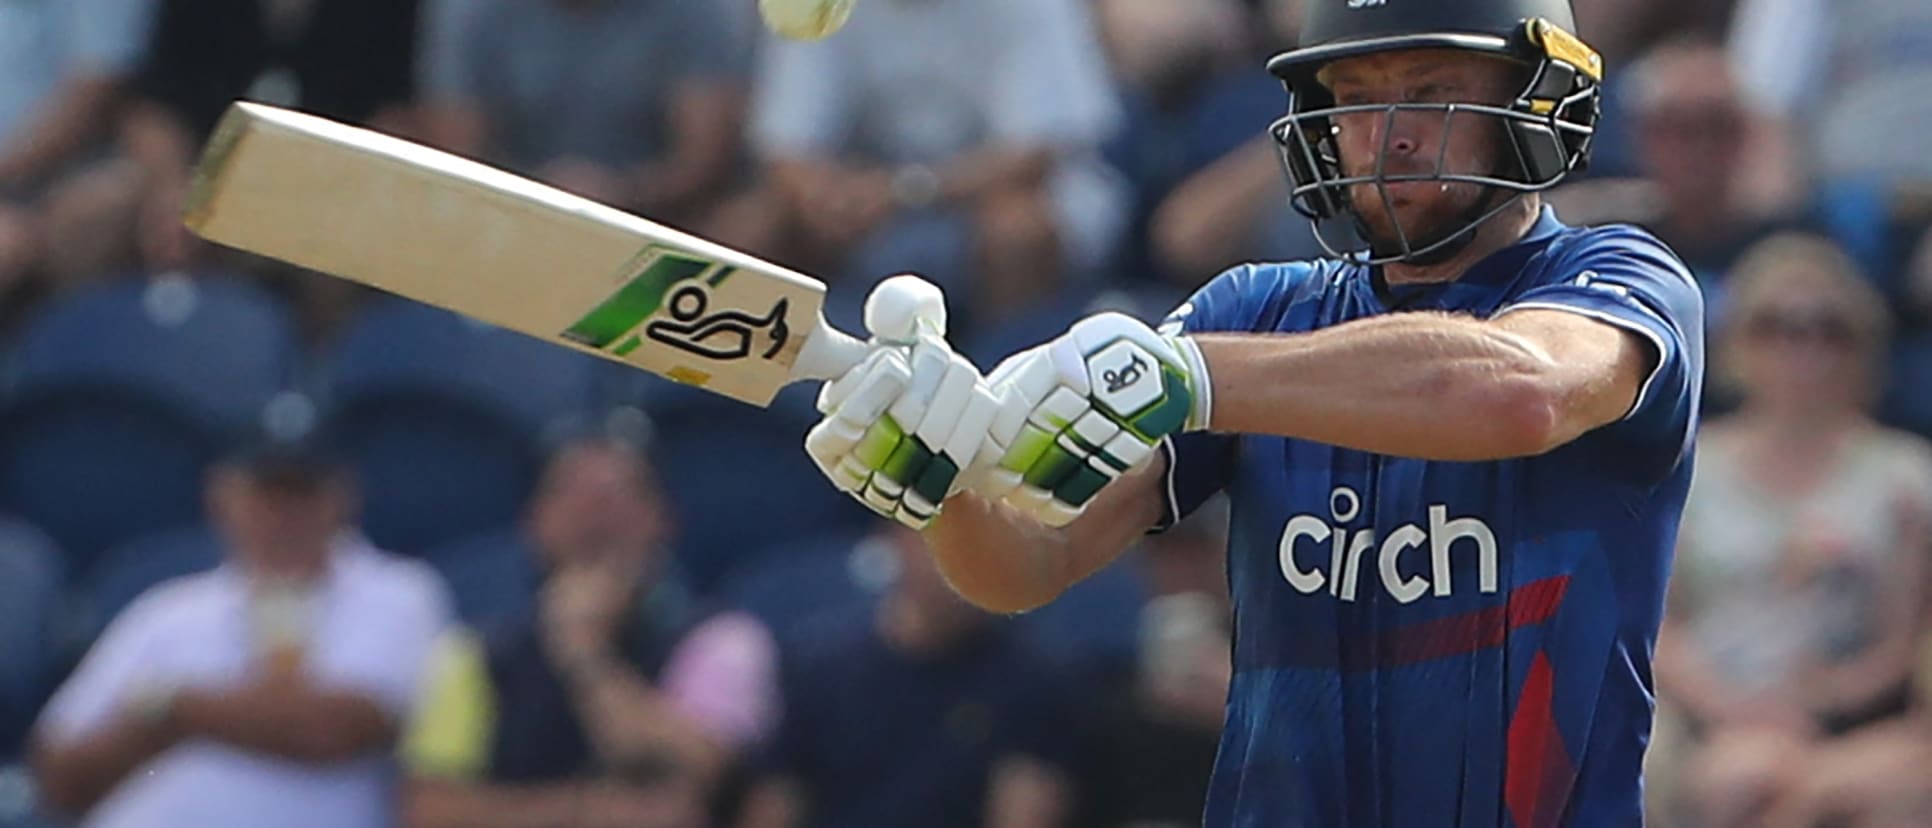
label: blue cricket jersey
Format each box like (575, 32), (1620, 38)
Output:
(1155, 207), (1704, 827)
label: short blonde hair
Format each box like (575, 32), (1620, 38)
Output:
(1715, 232), (1893, 402)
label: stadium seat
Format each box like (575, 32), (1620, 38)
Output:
(421, 528), (539, 632)
(324, 298), (602, 435)
(0, 518), (64, 757)
(321, 392), (540, 555)
(75, 524), (223, 644)
(1883, 333), (1932, 436)
(716, 527), (884, 638)
(6, 273), (300, 431)
(641, 381), (872, 590)
(0, 389), (217, 567)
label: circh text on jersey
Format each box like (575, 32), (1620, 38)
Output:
(1277, 486), (1498, 603)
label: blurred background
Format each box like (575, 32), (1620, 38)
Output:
(0, 0), (1928, 826)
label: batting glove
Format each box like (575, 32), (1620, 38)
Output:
(975, 312), (1212, 528)
(804, 277), (1008, 530)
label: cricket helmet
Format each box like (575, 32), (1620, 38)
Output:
(1267, 0), (1603, 264)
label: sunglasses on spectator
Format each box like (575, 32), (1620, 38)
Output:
(1742, 309), (1860, 348)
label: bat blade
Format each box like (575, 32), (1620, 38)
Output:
(183, 101), (860, 407)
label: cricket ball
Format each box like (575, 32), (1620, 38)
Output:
(759, 0), (857, 40)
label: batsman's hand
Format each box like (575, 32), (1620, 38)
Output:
(804, 276), (1012, 530)
(975, 312), (1211, 528)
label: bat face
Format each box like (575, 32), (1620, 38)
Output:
(560, 243), (820, 392)
(183, 102), (842, 407)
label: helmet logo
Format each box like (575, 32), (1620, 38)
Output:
(1346, 0), (1386, 7)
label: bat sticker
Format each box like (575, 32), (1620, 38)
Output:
(643, 284), (790, 362)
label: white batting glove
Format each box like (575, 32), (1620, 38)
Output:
(975, 312), (1212, 528)
(803, 277), (1010, 530)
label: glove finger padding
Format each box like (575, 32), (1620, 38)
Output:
(806, 347), (913, 495)
(811, 335), (1001, 531)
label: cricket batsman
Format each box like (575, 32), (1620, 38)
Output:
(803, 0), (1704, 824)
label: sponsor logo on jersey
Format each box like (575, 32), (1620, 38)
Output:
(1276, 486), (1497, 603)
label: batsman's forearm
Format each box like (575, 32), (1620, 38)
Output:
(924, 495), (1071, 613)
(1195, 313), (1566, 461)
(926, 461), (1164, 614)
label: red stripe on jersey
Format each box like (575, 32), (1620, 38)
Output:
(1353, 575), (1570, 670)
(1505, 651), (1577, 828)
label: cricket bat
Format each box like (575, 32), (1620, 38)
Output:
(181, 101), (890, 407)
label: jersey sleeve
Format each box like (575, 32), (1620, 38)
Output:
(1497, 228), (1706, 466)
(1150, 263), (1304, 531)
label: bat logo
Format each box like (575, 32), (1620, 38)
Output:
(1102, 354), (1149, 394)
(643, 284), (790, 362)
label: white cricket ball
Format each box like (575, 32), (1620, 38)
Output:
(759, 0), (857, 41)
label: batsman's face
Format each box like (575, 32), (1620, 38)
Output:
(1319, 50), (1521, 250)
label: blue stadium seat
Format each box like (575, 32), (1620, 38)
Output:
(0, 389), (216, 567)
(325, 298), (602, 435)
(7, 274), (299, 430)
(322, 392), (540, 555)
(716, 528), (884, 638)
(421, 528), (539, 632)
(1883, 333), (1932, 436)
(0, 518), (64, 758)
(641, 381), (872, 590)
(76, 524), (223, 643)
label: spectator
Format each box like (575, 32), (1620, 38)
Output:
(0, 0), (157, 305)
(1147, 0), (1350, 291)
(1570, 0), (1736, 67)
(401, 429), (779, 828)
(1549, 36), (1802, 330)
(28, 430), (452, 828)
(736, 522), (1080, 828)
(121, 0), (422, 274)
(749, 0), (1127, 334)
(1092, 0), (1277, 290)
(415, 0), (772, 253)
(1652, 233), (1931, 828)
(1729, 0), (1932, 186)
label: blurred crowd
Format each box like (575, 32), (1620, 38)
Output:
(0, 0), (1929, 826)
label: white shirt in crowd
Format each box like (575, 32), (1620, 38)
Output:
(34, 537), (453, 828)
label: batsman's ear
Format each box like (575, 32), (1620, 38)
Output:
(863, 274), (948, 344)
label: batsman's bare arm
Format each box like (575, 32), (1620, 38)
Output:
(925, 460), (1166, 614)
(1196, 308), (1652, 461)
(924, 308), (1652, 613)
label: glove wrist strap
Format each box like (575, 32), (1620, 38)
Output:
(1167, 334), (1213, 432)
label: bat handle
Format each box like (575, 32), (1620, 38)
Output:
(793, 276), (948, 383)
(792, 321), (873, 382)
